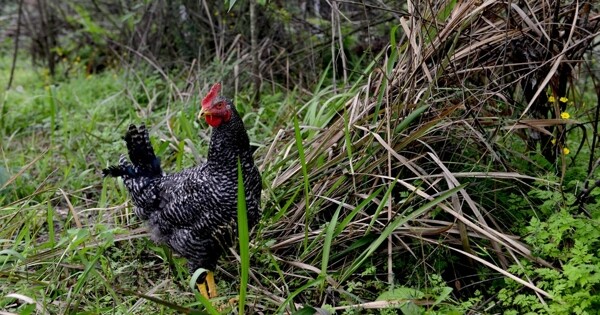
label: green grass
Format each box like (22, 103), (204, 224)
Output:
(0, 54), (332, 314)
(2, 7), (600, 311)
(0, 57), (218, 313)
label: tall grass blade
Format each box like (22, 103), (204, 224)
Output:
(366, 179), (398, 234)
(342, 109), (355, 189)
(46, 204), (55, 247)
(393, 104), (428, 134)
(237, 158), (249, 314)
(293, 115), (310, 250)
(47, 86), (56, 144)
(176, 139), (185, 171)
(321, 204), (340, 276)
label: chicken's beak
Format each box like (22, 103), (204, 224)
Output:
(198, 107), (217, 120)
(197, 108), (206, 120)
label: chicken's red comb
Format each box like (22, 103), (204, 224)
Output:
(202, 83), (221, 108)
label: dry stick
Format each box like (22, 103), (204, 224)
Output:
(36, 0), (48, 71)
(385, 80), (393, 285)
(59, 189), (82, 229)
(334, 1), (348, 86)
(249, 0), (260, 103)
(6, 0), (24, 91)
(330, 0), (337, 92)
(235, 44), (240, 96)
(201, 0), (219, 58)
(577, 70), (600, 214)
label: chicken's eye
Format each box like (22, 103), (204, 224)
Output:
(215, 102), (225, 109)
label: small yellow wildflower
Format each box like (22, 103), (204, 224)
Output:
(548, 96), (556, 103)
(561, 112), (570, 119)
(563, 148), (570, 155)
(551, 138), (556, 145)
(559, 97), (568, 103)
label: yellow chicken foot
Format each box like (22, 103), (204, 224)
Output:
(196, 271), (218, 299)
(197, 282), (210, 299)
(206, 271), (218, 298)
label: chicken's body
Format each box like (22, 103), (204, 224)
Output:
(103, 84), (261, 298)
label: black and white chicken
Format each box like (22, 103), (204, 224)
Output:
(102, 83), (261, 298)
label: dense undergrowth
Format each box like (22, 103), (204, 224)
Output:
(2, 1), (600, 314)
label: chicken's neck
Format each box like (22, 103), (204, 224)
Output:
(207, 118), (252, 171)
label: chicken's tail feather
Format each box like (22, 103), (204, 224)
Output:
(102, 166), (127, 177)
(124, 124), (162, 177)
(102, 124), (162, 178)
(102, 155), (131, 177)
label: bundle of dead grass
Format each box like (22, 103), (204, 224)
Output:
(249, 0), (600, 312)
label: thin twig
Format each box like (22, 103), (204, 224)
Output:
(6, 0), (24, 91)
(249, 0), (261, 103)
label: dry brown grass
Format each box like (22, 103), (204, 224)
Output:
(248, 0), (600, 312)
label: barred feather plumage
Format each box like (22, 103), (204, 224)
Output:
(103, 97), (261, 275)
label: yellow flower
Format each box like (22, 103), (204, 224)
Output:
(561, 112), (570, 119)
(563, 148), (570, 155)
(551, 138), (556, 145)
(559, 97), (568, 103)
(548, 96), (556, 103)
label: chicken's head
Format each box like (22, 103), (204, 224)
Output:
(199, 83), (232, 128)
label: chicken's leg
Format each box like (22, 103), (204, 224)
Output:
(196, 271), (218, 299)
(206, 271), (218, 298)
(197, 282), (210, 298)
